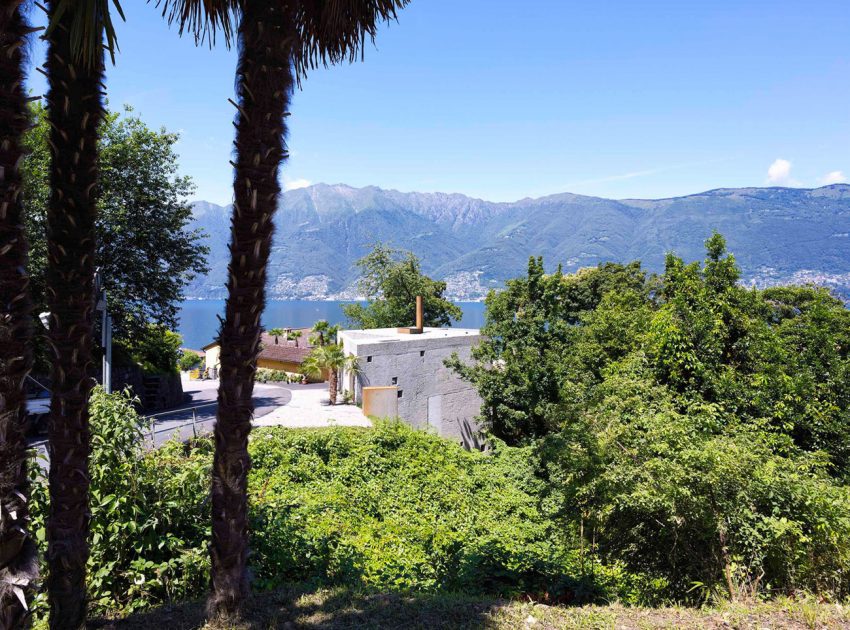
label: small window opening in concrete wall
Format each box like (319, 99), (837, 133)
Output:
(367, 356), (372, 362)
(391, 376), (397, 385)
(397, 390), (403, 398)
(420, 350), (425, 357)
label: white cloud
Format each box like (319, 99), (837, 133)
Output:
(766, 158), (796, 185)
(820, 170), (847, 185)
(283, 177), (311, 191)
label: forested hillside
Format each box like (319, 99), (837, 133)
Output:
(188, 183), (850, 300)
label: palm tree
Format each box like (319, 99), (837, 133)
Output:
(161, 0), (409, 616)
(285, 329), (302, 347)
(310, 319), (339, 346)
(267, 327), (284, 344)
(42, 1), (122, 626)
(343, 352), (361, 401)
(302, 344), (348, 405)
(0, 5), (39, 625)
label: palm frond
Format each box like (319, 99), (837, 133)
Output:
(154, 0), (239, 48)
(294, 0), (410, 77)
(153, 0), (409, 76)
(46, 0), (125, 67)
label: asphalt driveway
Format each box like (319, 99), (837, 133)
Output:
(146, 375), (294, 446)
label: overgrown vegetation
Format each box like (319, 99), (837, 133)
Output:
(31, 393), (612, 619)
(450, 233), (850, 602)
(26, 236), (850, 624)
(30, 389), (210, 618)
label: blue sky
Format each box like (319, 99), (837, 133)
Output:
(25, 0), (850, 204)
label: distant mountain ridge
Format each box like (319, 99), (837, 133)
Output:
(186, 183), (850, 301)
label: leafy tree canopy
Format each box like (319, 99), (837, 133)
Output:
(451, 233), (850, 599)
(343, 244), (462, 329)
(22, 104), (209, 349)
(448, 257), (648, 444)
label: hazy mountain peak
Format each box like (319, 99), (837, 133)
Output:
(187, 183), (850, 302)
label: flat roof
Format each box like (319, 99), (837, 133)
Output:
(339, 327), (480, 344)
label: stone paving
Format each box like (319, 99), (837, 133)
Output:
(253, 383), (371, 428)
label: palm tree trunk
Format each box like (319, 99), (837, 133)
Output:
(0, 4), (38, 626)
(328, 370), (338, 405)
(209, 0), (294, 617)
(44, 2), (106, 626)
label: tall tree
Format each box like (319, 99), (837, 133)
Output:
(343, 244), (462, 329)
(0, 3), (39, 626)
(42, 1), (122, 626)
(161, 0), (409, 617)
(22, 104), (209, 346)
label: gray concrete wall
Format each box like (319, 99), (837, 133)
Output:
(340, 330), (484, 448)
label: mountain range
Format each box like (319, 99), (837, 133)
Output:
(187, 183), (850, 301)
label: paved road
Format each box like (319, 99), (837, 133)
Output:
(145, 377), (293, 446)
(30, 376), (294, 460)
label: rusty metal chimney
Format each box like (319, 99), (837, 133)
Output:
(397, 295), (425, 334)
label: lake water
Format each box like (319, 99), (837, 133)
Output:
(177, 300), (487, 350)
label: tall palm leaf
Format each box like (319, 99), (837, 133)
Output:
(162, 0), (409, 617)
(42, 1), (121, 626)
(302, 344), (347, 404)
(0, 4), (39, 626)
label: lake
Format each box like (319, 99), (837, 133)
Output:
(177, 300), (487, 350)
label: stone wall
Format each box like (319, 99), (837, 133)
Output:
(141, 373), (185, 412)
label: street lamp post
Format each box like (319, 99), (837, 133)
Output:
(40, 269), (112, 393)
(94, 268), (112, 394)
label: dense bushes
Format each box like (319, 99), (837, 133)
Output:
(452, 233), (850, 602)
(178, 350), (202, 371)
(254, 367), (301, 383)
(30, 389), (210, 616)
(117, 324), (184, 374)
(544, 366), (850, 601)
(247, 422), (568, 596)
(30, 393), (613, 617)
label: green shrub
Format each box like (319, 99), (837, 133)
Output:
(248, 422), (570, 595)
(545, 364), (850, 602)
(119, 324), (183, 374)
(255, 367), (290, 383)
(30, 402), (602, 617)
(177, 350), (202, 371)
(30, 388), (211, 617)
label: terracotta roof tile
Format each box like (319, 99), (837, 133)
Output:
(259, 331), (312, 364)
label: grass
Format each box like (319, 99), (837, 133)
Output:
(92, 585), (850, 629)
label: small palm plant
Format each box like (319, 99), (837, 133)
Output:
(344, 353), (361, 402)
(301, 344), (347, 405)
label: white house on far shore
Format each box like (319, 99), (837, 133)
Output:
(338, 325), (484, 449)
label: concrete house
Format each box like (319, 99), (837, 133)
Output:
(338, 297), (484, 448)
